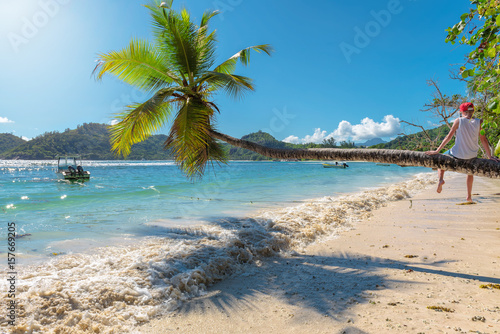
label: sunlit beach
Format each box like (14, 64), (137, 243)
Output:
(1, 0), (500, 333)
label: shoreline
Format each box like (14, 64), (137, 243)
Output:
(139, 173), (500, 334)
(1, 171), (435, 333)
(2, 160), (428, 266)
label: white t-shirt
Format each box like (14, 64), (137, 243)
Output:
(450, 117), (480, 159)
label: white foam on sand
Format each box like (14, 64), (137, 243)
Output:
(0, 173), (435, 333)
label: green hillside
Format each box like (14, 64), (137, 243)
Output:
(0, 133), (26, 154)
(0, 123), (173, 160)
(0, 125), (299, 161)
(371, 125), (450, 151)
(1, 123), (453, 160)
(220, 130), (297, 161)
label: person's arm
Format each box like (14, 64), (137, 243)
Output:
(479, 120), (500, 161)
(425, 118), (459, 155)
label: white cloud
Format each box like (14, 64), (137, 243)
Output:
(108, 119), (119, 125)
(0, 116), (14, 123)
(21, 136), (31, 141)
(282, 115), (401, 144)
(282, 135), (300, 144)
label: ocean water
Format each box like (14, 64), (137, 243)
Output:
(0, 160), (435, 333)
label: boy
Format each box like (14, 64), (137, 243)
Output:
(425, 102), (499, 202)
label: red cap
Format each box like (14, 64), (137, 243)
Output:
(459, 102), (474, 111)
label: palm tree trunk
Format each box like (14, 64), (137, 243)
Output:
(209, 130), (500, 178)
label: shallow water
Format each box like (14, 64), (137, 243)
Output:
(0, 160), (433, 333)
(1, 160), (429, 262)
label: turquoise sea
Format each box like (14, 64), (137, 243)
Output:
(0, 160), (434, 332)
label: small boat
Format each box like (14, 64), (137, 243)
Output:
(322, 162), (349, 169)
(56, 156), (90, 181)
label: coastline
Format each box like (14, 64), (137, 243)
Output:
(1, 168), (435, 333)
(139, 173), (500, 334)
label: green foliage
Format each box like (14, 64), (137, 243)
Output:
(446, 0), (500, 147)
(1, 126), (339, 161)
(0, 133), (25, 154)
(339, 140), (356, 148)
(94, 0), (273, 177)
(321, 137), (336, 148)
(372, 125), (450, 151)
(0, 123), (173, 160)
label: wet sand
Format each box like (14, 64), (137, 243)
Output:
(139, 173), (500, 334)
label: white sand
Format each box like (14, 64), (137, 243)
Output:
(139, 173), (500, 334)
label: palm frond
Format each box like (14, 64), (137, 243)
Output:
(180, 8), (190, 24)
(214, 44), (274, 74)
(200, 10), (219, 28)
(148, 5), (215, 81)
(165, 98), (222, 177)
(109, 88), (177, 157)
(94, 38), (181, 91)
(197, 71), (254, 99)
(157, 0), (173, 9)
(182, 136), (227, 178)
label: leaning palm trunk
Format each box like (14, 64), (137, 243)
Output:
(210, 130), (500, 179)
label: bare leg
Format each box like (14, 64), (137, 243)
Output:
(437, 169), (445, 193)
(466, 174), (474, 202)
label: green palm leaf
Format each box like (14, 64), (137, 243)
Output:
(198, 72), (254, 99)
(214, 44), (275, 75)
(97, 0), (273, 177)
(110, 88), (176, 156)
(200, 10), (219, 28)
(94, 38), (181, 91)
(165, 98), (220, 177)
(149, 5), (215, 82)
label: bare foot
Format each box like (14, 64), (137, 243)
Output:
(466, 197), (473, 203)
(437, 179), (445, 193)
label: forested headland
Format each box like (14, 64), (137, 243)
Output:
(0, 122), (440, 161)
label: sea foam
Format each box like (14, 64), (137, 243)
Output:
(0, 173), (435, 333)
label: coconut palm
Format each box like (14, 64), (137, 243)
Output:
(95, 1), (500, 179)
(94, 0), (273, 177)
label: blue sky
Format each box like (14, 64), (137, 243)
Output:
(0, 0), (472, 144)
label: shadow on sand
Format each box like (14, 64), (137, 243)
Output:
(134, 213), (500, 333)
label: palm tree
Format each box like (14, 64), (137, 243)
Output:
(94, 0), (273, 177)
(95, 1), (500, 179)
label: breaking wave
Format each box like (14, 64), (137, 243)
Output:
(0, 173), (435, 333)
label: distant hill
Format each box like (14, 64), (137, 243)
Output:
(371, 125), (450, 151)
(0, 123), (449, 160)
(0, 123), (173, 160)
(0, 133), (26, 155)
(360, 137), (386, 147)
(0, 125), (298, 161)
(220, 130), (297, 160)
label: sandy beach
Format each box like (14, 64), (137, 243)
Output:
(139, 173), (500, 334)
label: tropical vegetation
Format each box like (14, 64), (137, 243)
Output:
(0, 133), (25, 154)
(0, 123), (172, 160)
(446, 0), (500, 153)
(372, 125), (450, 151)
(93, 0), (273, 177)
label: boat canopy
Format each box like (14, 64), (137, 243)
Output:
(57, 156), (80, 171)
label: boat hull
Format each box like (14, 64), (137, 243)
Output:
(322, 163), (347, 169)
(57, 171), (91, 181)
